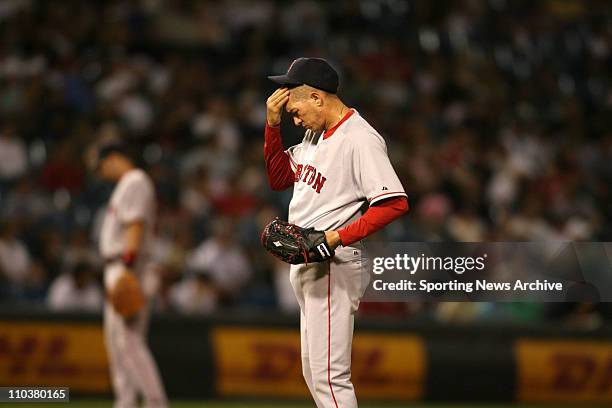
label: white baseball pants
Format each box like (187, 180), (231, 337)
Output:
(290, 246), (369, 408)
(104, 262), (167, 408)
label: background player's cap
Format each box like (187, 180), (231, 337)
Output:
(86, 139), (127, 171)
(268, 58), (339, 94)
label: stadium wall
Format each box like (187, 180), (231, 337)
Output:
(0, 310), (611, 404)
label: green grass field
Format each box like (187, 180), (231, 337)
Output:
(29, 401), (602, 408)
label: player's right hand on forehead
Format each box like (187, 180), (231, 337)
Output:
(266, 87), (289, 127)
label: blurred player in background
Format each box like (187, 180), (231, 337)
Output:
(91, 141), (167, 408)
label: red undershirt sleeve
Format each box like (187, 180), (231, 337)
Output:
(337, 196), (409, 246)
(264, 123), (295, 191)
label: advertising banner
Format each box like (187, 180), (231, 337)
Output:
(0, 322), (110, 393)
(516, 339), (612, 403)
(212, 327), (425, 400)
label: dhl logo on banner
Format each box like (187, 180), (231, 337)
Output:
(516, 339), (612, 403)
(0, 322), (110, 392)
(212, 327), (425, 400)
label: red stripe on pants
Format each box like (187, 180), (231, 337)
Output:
(328, 266), (339, 408)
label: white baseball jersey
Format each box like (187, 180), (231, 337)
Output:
(286, 109), (406, 232)
(99, 168), (155, 261)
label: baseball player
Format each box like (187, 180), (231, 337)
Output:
(264, 58), (409, 407)
(93, 141), (167, 408)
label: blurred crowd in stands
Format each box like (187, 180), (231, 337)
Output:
(0, 0), (610, 325)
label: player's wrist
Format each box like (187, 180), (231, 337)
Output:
(122, 250), (138, 268)
(325, 230), (341, 249)
(337, 228), (349, 247)
(266, 118), (281, 127)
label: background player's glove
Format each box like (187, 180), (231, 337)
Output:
(108, 270), (145, 319)
(261, 218), (334, 264)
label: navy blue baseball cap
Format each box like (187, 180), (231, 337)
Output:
(268, 58), (339, 94)
(87, 139), (128, 171)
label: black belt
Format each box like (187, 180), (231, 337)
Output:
(104, 256), (122, 265)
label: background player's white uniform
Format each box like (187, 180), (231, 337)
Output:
(286, 110), (406, 408)
(99, 168), (167, 408)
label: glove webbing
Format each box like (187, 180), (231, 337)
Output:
(280, 223), (311, 264)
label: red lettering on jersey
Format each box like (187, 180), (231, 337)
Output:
(312, 173), (326, 193)
(307, 166), (316, 185)
(302, 165), (314, 183)
(295, 164), (303, 182)
(294, 163), (327, 194)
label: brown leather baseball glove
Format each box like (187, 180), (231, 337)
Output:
(261, 218), (334, 265)
(108, 270), (145, 319)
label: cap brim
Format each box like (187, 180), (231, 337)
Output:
(267, 75), (303, 87)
